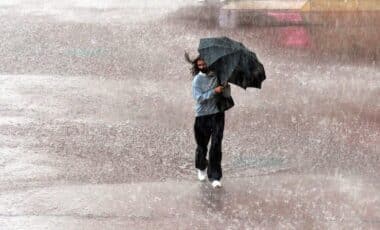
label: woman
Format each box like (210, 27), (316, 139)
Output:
(185, 53), (230, 188)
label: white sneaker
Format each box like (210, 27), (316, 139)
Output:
(211, 180), (222, 188)
(197, 169), (207, 181)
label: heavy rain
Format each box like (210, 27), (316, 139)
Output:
(0, 0), (379, 229)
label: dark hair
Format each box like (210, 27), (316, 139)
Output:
(184, 52), (203, 77)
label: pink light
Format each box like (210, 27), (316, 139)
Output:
(278, 27), (311, 48)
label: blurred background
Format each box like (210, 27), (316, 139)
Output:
(0, 0), (379, 228)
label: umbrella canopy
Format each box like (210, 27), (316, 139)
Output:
(198, 36), (266, 89)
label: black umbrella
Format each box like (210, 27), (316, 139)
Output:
(198, 36), (266, 89)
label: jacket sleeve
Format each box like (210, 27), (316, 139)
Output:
(192, 79), (216, 104)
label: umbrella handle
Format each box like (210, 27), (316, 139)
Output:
(215, 74), (228, 87)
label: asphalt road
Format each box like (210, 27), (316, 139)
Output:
(0, 1), (379, 229)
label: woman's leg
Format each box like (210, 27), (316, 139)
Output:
(208, 112), (225, 181)
(194, 115), (212, 170)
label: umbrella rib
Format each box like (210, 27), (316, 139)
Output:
(199, 48), (241, 59)
(206, 49), (242, 66)
(198, 44), (242, 50)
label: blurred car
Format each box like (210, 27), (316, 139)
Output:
(218, 0), (380, 28)
(216, 0), (380, 56)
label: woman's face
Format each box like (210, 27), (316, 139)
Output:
(197, 59), (208, 73)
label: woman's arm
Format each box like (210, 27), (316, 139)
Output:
(192, 85), (216, 104)
(192, 78), (216, 104)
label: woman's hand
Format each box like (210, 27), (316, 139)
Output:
(214, 86), (224, 94)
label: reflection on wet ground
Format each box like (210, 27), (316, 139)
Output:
(0, 175), (379, 229)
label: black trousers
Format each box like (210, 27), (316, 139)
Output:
(193, 112), (225, 181)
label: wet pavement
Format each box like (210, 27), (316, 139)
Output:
(0, 1), (379, 229)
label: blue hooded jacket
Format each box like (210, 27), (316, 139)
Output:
(192, 71), (224, 117)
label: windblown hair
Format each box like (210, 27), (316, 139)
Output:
(184, 52), (203, 77)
